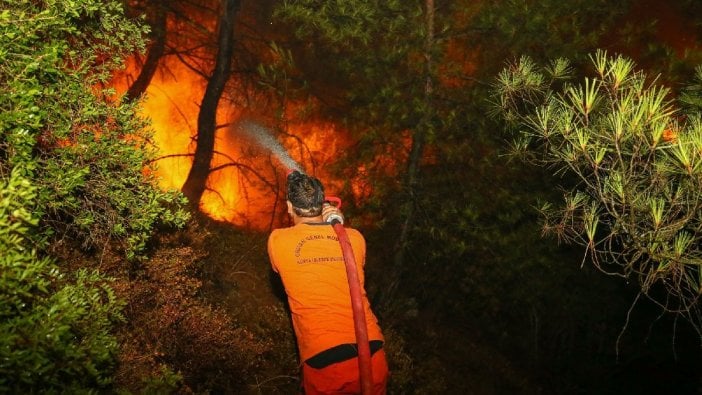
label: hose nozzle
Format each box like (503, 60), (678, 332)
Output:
(323, 196), (344, 225)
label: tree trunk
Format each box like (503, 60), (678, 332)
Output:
(181, 0), (240, 207)
(393, 0), (434, 269)
(381, 0), (435, 311)
(125, 2), (168, 102)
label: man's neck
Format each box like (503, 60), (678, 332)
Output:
(293, 215), (324, 225)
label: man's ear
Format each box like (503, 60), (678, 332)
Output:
(286, 200), (293, 216)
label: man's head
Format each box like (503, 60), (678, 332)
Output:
(286, 170), (325, 218)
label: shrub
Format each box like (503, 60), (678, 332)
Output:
(1, 0), (189, 260)
(113, 243), (268, 393)
(493, 51), (702, 331)
(0, 169), (124, 392)
(1, 0), (189, 391)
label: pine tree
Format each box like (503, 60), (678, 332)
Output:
(494, 51), (702, 334)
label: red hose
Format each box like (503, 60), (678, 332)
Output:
(332, 221), (373, 394)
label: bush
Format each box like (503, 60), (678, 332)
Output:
(0, 0), (189, 260)
(0, 169), (124, 392)
(113, 242), (268, 393)
(493, 51), (702, 331)
(0, 0), (189, 391)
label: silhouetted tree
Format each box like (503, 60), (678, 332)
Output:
(125, 0), (169, 102)
(181, 0), (240, 207)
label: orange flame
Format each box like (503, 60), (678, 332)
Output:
(112, 56), (372, 230)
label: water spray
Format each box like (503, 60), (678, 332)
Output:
(235, 120), (303, 173)
(238, 120), (373, 393)
(236, 120), (347, 225)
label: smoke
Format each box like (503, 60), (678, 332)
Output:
(235, 120), (303, 173)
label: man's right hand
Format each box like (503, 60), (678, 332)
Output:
(322, 203), (344, 224)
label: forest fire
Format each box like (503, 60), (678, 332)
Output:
(12, 1), (702, 393)
(112, 56), (367, 229)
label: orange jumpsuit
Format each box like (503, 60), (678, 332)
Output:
(268, 222), (387, 394)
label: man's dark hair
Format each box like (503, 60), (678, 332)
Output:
(287, 171), (325, 217)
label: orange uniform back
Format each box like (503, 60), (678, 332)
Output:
(267, 222), (384, 361)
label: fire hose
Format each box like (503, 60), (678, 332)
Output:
(325, 197), (373, 394)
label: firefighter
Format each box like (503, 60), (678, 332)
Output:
(267, 171), (388, 394)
